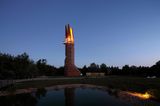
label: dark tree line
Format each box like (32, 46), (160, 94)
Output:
(80, 62), (160, 77)
(0, 52), (160, 79)
(0, 52), (63, 79)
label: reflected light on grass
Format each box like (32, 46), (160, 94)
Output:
(127, 92), (151, 99)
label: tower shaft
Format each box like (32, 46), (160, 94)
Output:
(64, 24), (80, 77)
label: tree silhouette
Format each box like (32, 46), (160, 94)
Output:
(0, 52), (160, 79)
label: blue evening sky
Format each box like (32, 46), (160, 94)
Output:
(0, 0), (160, 67)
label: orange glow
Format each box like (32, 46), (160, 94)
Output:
(127, 92), (151, 99)
(65, 27), (74, 44)
(70, 28), (74, 42)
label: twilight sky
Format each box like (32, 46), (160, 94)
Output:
(0, 0), (160, 67)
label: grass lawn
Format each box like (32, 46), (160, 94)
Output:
(11, 76), (160, 92)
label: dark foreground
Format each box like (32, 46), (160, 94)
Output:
(0, 76), (160, 106)
(5, 76), (160, 90)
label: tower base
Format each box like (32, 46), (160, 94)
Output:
(64, 65), (80, 77)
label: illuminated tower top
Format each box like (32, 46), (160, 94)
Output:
(65, 24), (74, 44)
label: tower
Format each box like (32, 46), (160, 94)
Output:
(64, 24), (80, 77)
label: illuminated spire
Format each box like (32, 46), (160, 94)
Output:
(65, 24), (74, 44)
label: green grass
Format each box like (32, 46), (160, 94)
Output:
(10, 76), (160, 92)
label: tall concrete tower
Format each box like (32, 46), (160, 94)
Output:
(64, 24), (80, 77)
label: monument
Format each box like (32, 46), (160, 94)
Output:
(64, 24), (80, 77)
